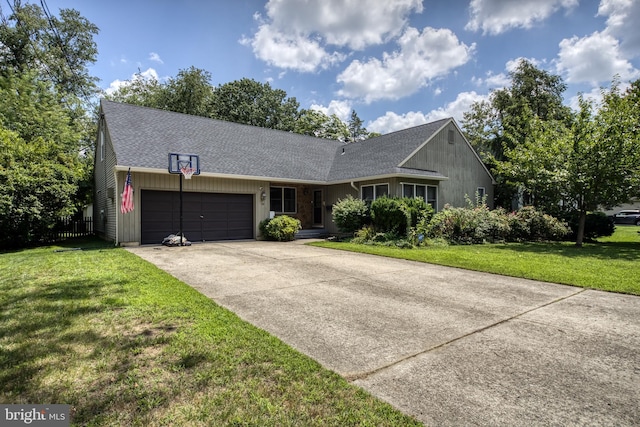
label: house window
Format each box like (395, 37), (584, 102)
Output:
(100, 129), (105, 161)
(402, 183), (437, 210)
(448, 129), (455, 144)
(477, 187), (486, 200)
(361, 184), (389, 202)
(270, 186), (296, 213)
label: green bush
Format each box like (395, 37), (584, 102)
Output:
(427, 203), (569, 244)
(402, 197), (434, 228)
(508, 206), (570, 242)
(370, 197), (410, 235)
(427, 205), (480, 244)
(562, 211), (615, 241)
(331, 195), (369, 233)
(259, 215), (301, 241)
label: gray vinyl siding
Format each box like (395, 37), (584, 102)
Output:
(93, 123), (117, 243)
(325, 183), (359, 234)
(116, 172), (270, 244)
(402, 122), (494, 208)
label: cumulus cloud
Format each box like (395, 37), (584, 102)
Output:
(368, 91), (488, 134)
(310, 99), (352, 121)
(556, 31), (639, 84)
(242, 0), (423, 72)
(597, 0), (640, 57)
(104, 68), (160, 95)
(336, 27), (474, 103)
(466, 0), (578, 35)
(472, 71), (510, 89)
(148, 52), (164, 64)
(241, 25), (344, 72)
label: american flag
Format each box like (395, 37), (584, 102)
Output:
(121, 168), (134, 214)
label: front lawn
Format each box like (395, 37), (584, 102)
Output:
(0, 239), (420, 426)
(311, 226), (640, 295)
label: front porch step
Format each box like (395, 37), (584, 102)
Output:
(295, 228), (328, 239)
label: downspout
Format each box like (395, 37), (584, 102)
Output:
(350, 181), (358, 194)
(113, 168), (119, 246)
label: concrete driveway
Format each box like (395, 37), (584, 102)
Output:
(127, 241), (640, 426)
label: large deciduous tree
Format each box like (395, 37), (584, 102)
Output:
(294, 109), (350, 141)
(0, 1), (99, 98)
(156, 66), (215, 116)
(0, 2), (98, 247)
(210, 78), (300, 131)
(0, 71), (85, 247)
(498, 80), (640, 246)
(462, 59), (571, 208)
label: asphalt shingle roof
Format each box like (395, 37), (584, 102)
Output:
(102, 100), (451, 183)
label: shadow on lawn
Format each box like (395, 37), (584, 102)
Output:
(0, 244), (187, 424)
(495, 240), (640, 262)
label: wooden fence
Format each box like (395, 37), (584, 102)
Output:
(53, 217), (94, 240)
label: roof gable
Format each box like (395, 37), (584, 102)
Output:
(328, 118), (450, 182)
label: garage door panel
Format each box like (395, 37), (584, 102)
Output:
(141, 190), (253, 244)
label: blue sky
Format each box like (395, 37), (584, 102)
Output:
(45, 0), (640, 134)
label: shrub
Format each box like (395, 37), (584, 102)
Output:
(427, 205), (479, 244)
(370, 197), (411, 235)
(427, 203), (568, 244)
(259, 215), (301, 241)
(402, 197), (434, 228)
(351, 225), (376, 244)
(562, 211), (615, 241)
(508, 206), (570, 242)
(332, 195), (369, 233)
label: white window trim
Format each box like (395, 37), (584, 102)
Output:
(477, 187), (486, 198)
(270, 186), (297, 214)
(401, 182), (438, 210)
(361, 183), (389, 201)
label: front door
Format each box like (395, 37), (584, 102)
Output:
(312, 189), (323, 227)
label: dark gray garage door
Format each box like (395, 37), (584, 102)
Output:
(141, 190), (253, 244)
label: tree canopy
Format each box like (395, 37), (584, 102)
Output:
(107, 70), (378, 142)
(495, 80), (640, 245)
(0, 1), (97, 247)
(462, 59), (640, 245)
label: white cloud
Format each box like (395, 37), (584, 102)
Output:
(368, 91), (488, 134)
(556, 31), (639, 84)
(466, 0), (578, 35)
(598, 0), (640, 57)
(243, 0), (423, 72)
(263, 0), (422, 50)
(310, 99), (352, 121)
(336, 27), (474, 103)
(148, 52), (164, 64)
(472, 71), (510, 89)
(241, 25), (344, 72)
(104, 68), (160, 95)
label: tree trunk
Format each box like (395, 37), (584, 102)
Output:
(575, 209), (587, 247)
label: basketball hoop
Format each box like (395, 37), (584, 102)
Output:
(180, 166), (196, 180)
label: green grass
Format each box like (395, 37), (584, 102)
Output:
(311, 226), (640, 295)
(0, 238), (420, 426)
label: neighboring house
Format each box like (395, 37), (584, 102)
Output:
(94, 100), (495, 245)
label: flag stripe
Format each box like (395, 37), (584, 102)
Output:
(121, 169), (134, 214)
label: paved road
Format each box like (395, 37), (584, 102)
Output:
(128, 241), (640, 426)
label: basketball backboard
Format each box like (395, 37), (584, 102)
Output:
(168, 153), (200, 175)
